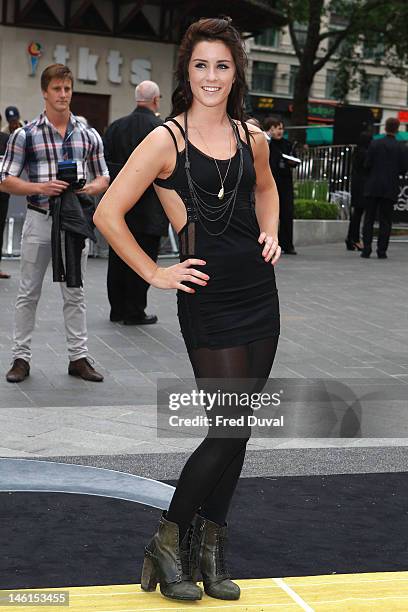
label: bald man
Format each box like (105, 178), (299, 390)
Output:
(103, 81), (168, 325)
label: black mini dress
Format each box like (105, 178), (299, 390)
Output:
(154, 119), (280, 351)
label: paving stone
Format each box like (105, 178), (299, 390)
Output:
(0, 243), (406, 459)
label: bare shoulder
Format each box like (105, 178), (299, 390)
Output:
(130, 124), (178, 160)
(244, 122), (264, 136)
(157, 119), (185, 148)
(147, 125), (176, 148)
(234, 119), (266, 149)
(133, 124), (180, 177)
(233, 119), (263, 136)
(237, 121), (269, 159)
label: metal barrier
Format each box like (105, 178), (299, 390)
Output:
(294, 145), (354, 213)
(294, 143), (408, 223)
(4, 143), (406, 258)
(2, 218), (179, 259)
(2, 216), (25, 257)
(89, 223), (179, 259)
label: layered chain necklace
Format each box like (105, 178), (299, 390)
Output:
(193, 123), (233, 200)
(184, 111), (244, 237)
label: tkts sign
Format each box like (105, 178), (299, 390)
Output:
(56, 46), (151, 85)
(27, 42), (152, 85)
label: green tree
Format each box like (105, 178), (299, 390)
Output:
(273, 0), (408, 141)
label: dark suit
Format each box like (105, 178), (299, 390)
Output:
(103, 107), (168, 321)
(269, 137), (295, 252)
(346, 143), (370, 245)
(363, 135), (408, 256)
(0, 132), (10, 263)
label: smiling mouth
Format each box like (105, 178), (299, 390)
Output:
(202, 86), (221, 92)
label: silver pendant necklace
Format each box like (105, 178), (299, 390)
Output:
(193, 122), (233, 200)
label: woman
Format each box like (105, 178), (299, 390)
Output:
(345, 131), (373, 251)
(95, 17), (280, 602)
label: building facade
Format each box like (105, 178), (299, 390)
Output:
(0, 0), (285, 133)
(0, 1), (180, 131)
(246, 22), (408, 135)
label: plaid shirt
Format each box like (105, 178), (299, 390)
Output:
(0, 112), (109, 208)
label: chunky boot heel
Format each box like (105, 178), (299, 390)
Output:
(191, 515), (240, 600)
(140, 513), (202, 601)
(141, 553), (158, 591)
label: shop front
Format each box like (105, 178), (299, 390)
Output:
(0, 26), (176, 133)
(247, 94), (383, 146)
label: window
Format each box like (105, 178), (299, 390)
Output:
(325, 69), (338, 100)
(293, 22), (308, 51)
(289, 65), (299, 96)
(361, 75), (382, 103)
(252, 61), (276, 93)
(363, 39), (385, 60)
(328, 28), (348, 57)
(254, 28), (278, 48)
(329, 13), (349, 28)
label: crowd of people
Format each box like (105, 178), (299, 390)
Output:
(346, 117), (408, 258)
(0, 62), (296, 387)
(0, 60), (404, 384)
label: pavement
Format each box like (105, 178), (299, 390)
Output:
(0, 240), (407, 479)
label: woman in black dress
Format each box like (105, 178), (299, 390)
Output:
(95, 17), (280, 602)
(345, 131), (373, 251)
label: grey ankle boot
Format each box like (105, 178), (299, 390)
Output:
(141, 513), (203, 601)
(191, 514), (240, 600)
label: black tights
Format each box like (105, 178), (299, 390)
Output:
(166, 336), (279, 539)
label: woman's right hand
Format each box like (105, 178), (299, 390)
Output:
(150, 259), (209, 294)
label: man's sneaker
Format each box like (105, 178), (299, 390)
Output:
(68, 358), (104, 382)
(6, 359), (30, 383)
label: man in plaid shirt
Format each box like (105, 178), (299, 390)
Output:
(0, 64), (110, 383)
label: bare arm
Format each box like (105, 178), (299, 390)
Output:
(0, 127), (68, 196)
(249, 124), (281, 266)
(0, 175), (69, 196)
(94, 127), (209, 293)
(77, 175), (109, 196)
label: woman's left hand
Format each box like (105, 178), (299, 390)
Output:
(258, 232), (281, 266)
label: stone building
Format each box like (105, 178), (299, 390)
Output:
(246, 20), (408, 140)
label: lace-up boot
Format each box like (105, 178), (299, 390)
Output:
(191, 514), (240, 600)
(141, 512), (203, 601)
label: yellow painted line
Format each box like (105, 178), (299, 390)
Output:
(283, 576), (408, 587)
(4, 572), (408, 611)
(286, 570), (408, 586)
(0, 580), (299, 611)
(284, 570), (408, 611)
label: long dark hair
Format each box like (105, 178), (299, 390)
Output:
(171, 17), (248, 122)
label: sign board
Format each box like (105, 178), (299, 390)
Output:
(394, 176), (408, 222)
(26, 42), (152, 86)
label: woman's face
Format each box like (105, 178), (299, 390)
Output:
(187, 40), (236, 109)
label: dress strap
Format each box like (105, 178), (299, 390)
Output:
(241, 121), (254, 162)
(167, 118), (186, 137)
(162, 124), (179, 154)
